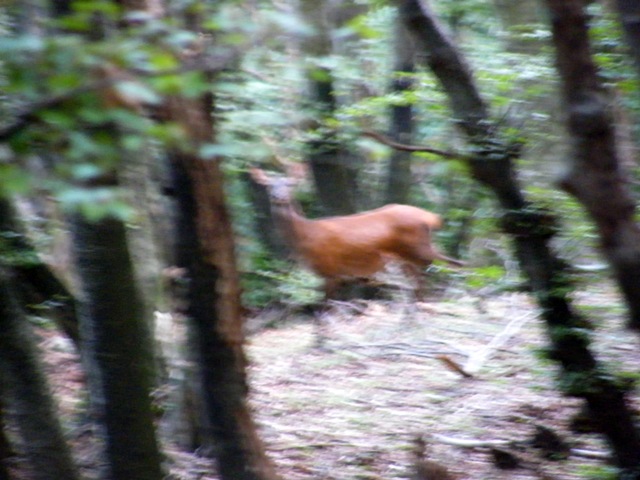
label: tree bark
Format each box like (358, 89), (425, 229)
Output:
(164, 92), (279, 479)
(70, 210), (163, 480)
(395, 0), (640, 474)
(0, 268), (79, 480)
(544, 0), (640, 331)
(385, 15), (416, 205)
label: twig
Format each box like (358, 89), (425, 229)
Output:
(436, 355), (473, 378)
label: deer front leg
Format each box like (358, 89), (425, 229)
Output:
(312, 277), (341, 349)
(401, 262), (428, 302)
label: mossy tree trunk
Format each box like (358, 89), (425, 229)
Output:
(395, 0), (640, 474)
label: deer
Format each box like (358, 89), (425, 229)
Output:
(249, 165), (464, 305)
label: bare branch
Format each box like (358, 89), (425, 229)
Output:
(361, 130), (467, 160)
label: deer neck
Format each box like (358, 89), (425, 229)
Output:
(270, 201), (311, 254)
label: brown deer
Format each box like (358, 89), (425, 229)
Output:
(250, 166), (463, 302)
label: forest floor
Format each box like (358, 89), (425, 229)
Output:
(23, 276), (640, 479)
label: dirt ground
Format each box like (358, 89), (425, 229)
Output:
(24, 279), (640, 479)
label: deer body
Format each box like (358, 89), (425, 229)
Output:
(251, 167), (463, 299)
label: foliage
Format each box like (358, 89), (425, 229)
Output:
(242, 255), (322, 308)
(1, 0), (634, 299)
(0, 2), (220, 219)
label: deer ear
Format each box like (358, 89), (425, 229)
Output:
(249, 167), (270, 185)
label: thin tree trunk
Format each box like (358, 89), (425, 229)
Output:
(545, 0), (640, 331)
(306, 69), (360, 215)
(70, 210), (163, 480)
(395, 0), (640, 473)
(0, 268), (79, 480)
(385, 16), (416, 205)
(299, 0), (359, 215)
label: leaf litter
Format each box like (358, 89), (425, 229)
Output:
(28, 281), (640, 479)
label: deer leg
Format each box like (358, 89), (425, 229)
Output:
(401, 262), (428, 302)
(312, 278), (340, 349)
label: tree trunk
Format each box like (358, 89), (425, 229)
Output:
(163, 91), (280, 479)
(544, 0), (640, 331)
(385, 15), (416, 205)
(70, 208), (163, 480)
(305, 69), (360, 215)
(614, 0), (640, 77)
(395, 0), (640, 474)
(0, 268), (79, 480)
(299, 0), (359, 215)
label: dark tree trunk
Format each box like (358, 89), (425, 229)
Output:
(615, 0), (640, 76)
(385, 16), (416, 205)
(0, 268), (78, 480)
(70, 210), (163, 480)
(163, 90), (280, 480)
(396, 0), (640, 473)
(545, 0), (640, 332)
(306, 70), (360, 215)
(299, 0), (359, 215)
